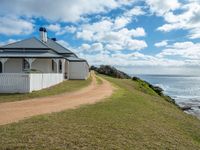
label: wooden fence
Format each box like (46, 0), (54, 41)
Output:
(0, 73), (63, 93)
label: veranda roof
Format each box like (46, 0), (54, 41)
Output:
(0, 50), (62, 58)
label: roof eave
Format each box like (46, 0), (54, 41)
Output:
(0, 56), (63, 59)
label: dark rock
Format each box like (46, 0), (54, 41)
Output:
(150, 86), (163, 96)
(181, 106), (192, 111)
(132, 76), (140, 81)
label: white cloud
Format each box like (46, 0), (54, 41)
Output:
(125, 6), (146, 17)
(157, 23), (182, 32)
(91, 43), (104, 51)
(0, 16), (34, 36)
(63, 26), (77, 33)
(46, 24), (77, 35)
(80, 43), (91, 50)
(99, 27), (147, 50)
(78, 40), (200, 70)
(77, 30), (94, 41)
(76, 17), (147, 51)
(79, 42), (104, 53)
(81, 19), (113, 34)
(100, 31), (121, 43)
(156, 1), (200, 39)
(85, 28), (147, 51)
(146, 0), (181, 16)
(57, 26), (77, 35)
(188, 27), (200, 39)
(105, 44), (123, 51)
(46, 24), (61, 32)
(80, 50), (189, 69)
(0, 0), (134, 22)
(130, 27), (146, 37)
(157, 41), (200, 59)
(114, 17), (130, 29)
(154, 40), (168, 47)
(113, 6), (146, 30)
(126, 39), (147, 50)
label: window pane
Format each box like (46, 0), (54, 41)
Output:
(23, 59), (30, 70)
(0, 62), (2, 73)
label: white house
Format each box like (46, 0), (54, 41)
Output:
(0, 27), (89, 93)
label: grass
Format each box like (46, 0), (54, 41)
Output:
(96, 75), (103, 85)
(0, 75), (92, 103)
(132, 76), (177, 105)
(0, 75), (200, 149)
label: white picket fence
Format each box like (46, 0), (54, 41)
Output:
(0, 73), (64, 93)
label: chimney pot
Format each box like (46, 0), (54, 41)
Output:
(39, 27), (47, 43)
(39, 27), (44, 31)
(51, 38), (56, 41)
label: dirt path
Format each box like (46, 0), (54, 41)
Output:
(0, 72), (114, 125)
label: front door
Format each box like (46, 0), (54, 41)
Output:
(0, 62), (2, 73)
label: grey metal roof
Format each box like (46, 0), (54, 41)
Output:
(0, 51), (62, 58)
(65, 57), (86, 62)
(1, 37), (49, 49)
(0, 37), (89, 65)
(45, 38), (73, 54)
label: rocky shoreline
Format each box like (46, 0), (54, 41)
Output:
(178, 100), (200, 119)
(180, 106), (192, 111)
(132, 76), (200, 120)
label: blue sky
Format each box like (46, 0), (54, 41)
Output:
(0, 0), (200, 75)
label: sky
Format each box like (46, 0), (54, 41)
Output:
(0, 0), (200, 75)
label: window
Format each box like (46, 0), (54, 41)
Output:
(23, 59), (30, 71)
(59, 60), (62, 73)
(52, 60), (54, 71)
(0, 62), (2, 73)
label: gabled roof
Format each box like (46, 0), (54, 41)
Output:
(45, 38), (73, 54)
(0, 36), (88, 64)
(1, 37), (75, 54)
(1, 37), (49, 49)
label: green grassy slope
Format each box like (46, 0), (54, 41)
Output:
(0, 75), (92, 103)
(0, 75), (200, 149)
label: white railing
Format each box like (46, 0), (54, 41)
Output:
(0, 73), (64, 93)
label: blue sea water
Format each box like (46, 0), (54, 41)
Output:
(136, 75), (200, 119)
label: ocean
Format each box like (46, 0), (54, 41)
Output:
(136, 75), (200, 119)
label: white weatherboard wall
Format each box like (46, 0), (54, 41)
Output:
(0, 73), (63, 93)
(32, 59), (53, 73)
(4, 59), (22, 73)
(68, 62), (89, 80)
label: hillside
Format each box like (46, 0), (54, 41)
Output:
(90, 65), (131, 79)
(0, 74), (200, 149)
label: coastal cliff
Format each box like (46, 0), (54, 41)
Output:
(91, 65), (176, 105)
